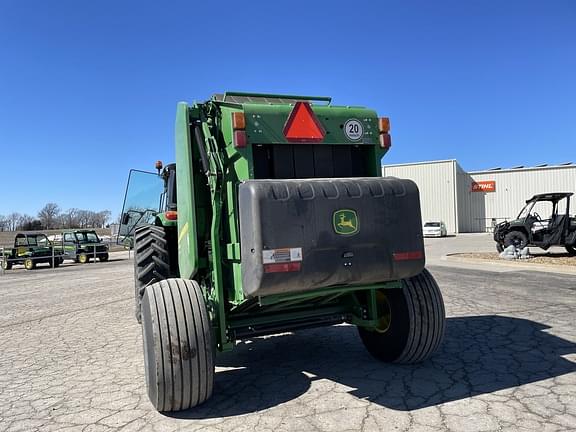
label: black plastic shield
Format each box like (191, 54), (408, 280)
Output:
(239, 177), (425, 297)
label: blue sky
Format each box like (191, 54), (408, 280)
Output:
(1, 0), (575, 217)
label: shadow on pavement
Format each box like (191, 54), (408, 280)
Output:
(169, 315), (575, 419)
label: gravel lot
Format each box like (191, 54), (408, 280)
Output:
(0, 240), (575, 432)
(453, 252), (576, 267)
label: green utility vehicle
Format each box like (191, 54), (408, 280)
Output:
(61, 230), (109, 263)
(120, 92), (445, 412)
(494, 192), (576, 254)
(1, 233), (64, 270)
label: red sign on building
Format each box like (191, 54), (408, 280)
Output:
(471, 181), (496, 192)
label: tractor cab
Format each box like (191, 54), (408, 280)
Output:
(118, 162), (176, 245)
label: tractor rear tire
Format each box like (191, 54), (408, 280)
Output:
(134, 225), (171, 323)
(99, 253), (109, 262)
(141, 278), (214, 412)
(24, 258), (36, 270)
(503, 231), (528, 249)
(496, 243), (504, 253)
(566, 245), (576, 256)
(358, 268), (445, 363)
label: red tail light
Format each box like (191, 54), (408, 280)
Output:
(234, 130), (247, 148)
(283, 102), (326, 143)
(164, 211), (178, 220)
(393, 250), (423, 261)
(264, 262), (302, 273)
(379, 133), (392, 149)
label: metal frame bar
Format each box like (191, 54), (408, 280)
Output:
(222, 91), (332, 104)
(257, 281), (402, 306)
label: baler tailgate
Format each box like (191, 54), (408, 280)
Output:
(239, 177), (425, 297)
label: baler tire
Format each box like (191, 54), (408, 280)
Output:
(1, 260), (12, 270)
(496, 243), (504, 253)
(358, 268), (445, 364)
(134, 225), (171, 324)
(565, 245), (576, 256)
(141, 278), (214, 412)
(99, 253), (109, 262)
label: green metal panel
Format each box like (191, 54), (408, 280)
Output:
(219, 105), (250, 305)
(172, 94), (399, 353)
(243, 104), (379, 145)
(156, 213), (177, 228)
(175, 102), (199, 279)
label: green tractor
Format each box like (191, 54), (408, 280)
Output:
(120, 92), (445, 412)
(1, 233), (64, 270)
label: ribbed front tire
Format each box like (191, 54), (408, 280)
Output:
(134, 225), (171, 323)
(141, 278), (214, 412)
(358, 269), (445, 363)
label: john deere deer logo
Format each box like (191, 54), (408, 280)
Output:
(333, 209), (359, 236)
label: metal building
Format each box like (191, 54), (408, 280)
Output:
(382, 160), (576, 233)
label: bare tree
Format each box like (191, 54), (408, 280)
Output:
(75, 210), (90, 228)
(61, 208), (80, 229)
(94, 210), (111, 228)
(37, 203), (61, 229)
(6, 213), (20, 231)
(2, 206), (112, 230)
(16, 214), (33, 230)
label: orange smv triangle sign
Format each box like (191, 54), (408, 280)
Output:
(282, 101), (326, 143)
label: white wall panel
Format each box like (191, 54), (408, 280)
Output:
(470, 166), (576, 226)
(383, 161), (576, 233)
(382, 160), (458, 233)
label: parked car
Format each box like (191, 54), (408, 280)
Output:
(61, 230), (109, 263)
(1, 233), (64, 270)
(423, 221), (447, 237)
(493, 192), (576, 254)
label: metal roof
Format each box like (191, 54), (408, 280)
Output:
(526, 192), (574, 203)
(382, 159), (575, 174)
(470, 162), (574, 174)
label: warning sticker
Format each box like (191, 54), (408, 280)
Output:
(344, 119), (363, 141)
(262, 247), (303, 264)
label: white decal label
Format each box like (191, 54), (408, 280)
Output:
(344, 119), (363, 141)
(262, 248), (303, 264)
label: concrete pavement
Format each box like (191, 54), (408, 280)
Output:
(0, 244), (575, 431)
